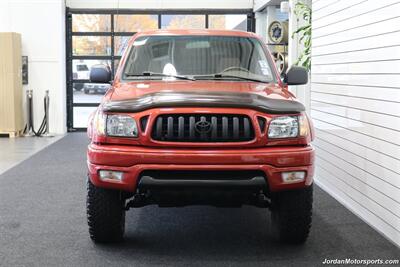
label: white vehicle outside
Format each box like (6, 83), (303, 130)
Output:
(73, 62), (90, 91)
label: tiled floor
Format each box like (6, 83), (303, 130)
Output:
(0, 135), (64, 175)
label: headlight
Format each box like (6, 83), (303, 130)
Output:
(106, 114), (138, 137)
(268, 116), (299, 138)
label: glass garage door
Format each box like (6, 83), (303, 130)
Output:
(66, 9), (254, 130)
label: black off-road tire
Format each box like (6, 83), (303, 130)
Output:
(86, 179), (126, 243)
(270, 185), (313, 244)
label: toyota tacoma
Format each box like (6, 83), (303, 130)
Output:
(86, 29), (315, 244)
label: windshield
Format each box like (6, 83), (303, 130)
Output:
(77, 65), (89, 71)
(122, 35), (275, 83)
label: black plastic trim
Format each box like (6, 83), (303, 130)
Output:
(102, 91), (305, 114)
(139, 175), (267, 189)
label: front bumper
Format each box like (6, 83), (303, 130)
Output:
(87, 143), (314, 192)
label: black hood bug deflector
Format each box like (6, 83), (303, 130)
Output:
(102, 91), (305, 114)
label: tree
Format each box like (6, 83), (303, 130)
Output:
(208, 15), (226, 29)
(72, 15), (158, 56)
(114, 15), (158, 32)
(292, 1), (312, 71)
(166, 15), (205, 29)
(72, 14), (110, 32)
(72, 15), (111, 56)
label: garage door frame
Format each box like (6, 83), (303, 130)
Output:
(66, 7), (255, 131)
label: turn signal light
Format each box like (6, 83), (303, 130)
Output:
(281, 171), (305, 183)
(299, 115), (310, 137)
(99, 170), (124, 181)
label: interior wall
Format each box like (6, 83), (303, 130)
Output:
(311, 0), (400, 246)
(0, 0), (66, 134)
(255, 11), (268, 42)
(253, 0), (272, 41)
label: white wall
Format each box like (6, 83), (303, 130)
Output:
(254, 0), (283, 11)
(254, 5), (282, 43)
(254, 1), (284, 42)
(255, 11), (268, 42)
(0, 0), (66, 134)
(66, 0), (253, 9)
(288, 0), (311, 112)
(311, 0), (400, 246)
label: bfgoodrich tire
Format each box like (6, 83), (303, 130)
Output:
(270, 185), (313, 244)
(86, 179), (126, 243)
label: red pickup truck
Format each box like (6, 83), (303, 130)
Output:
(87, 29), (314, 244)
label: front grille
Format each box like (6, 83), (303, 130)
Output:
(151, 114), (255, 142)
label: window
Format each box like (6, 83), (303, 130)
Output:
(114, 36), (131, 56)
(76, 65), (88, 71)
(73, 107), (98, 128)
(72, 36), (112, 56)
(161, 15), (205, 29)
(114, 15), (158, 32)
(123, 35), (273, 82)
(208, 14), (247, 31)
(67, 10), (254, 130)
(72, 14), (111, 32)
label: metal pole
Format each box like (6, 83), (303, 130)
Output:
(24, 90), (34, 136)
(42, 90), (53, 137)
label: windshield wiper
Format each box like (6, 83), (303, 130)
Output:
(125, 71), (195, 81)
(195, 73), (269, 83)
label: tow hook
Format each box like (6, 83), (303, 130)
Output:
(125, 193), (148, 210)
(255, 193), (271, 208)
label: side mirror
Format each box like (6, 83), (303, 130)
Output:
(284, 66), (308, 85)
(90, 64), (111, 83)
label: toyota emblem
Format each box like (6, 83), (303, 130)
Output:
(194, 119), (212, 134)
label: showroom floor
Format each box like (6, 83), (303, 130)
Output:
(0, 133), (398, 267)
(0, 135), (63, 175)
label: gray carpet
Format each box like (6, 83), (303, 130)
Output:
(0, 133), (398, 267)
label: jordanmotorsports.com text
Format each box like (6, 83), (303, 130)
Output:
(322, 258), (399, 265)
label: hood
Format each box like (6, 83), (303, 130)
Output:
(110, 80), (295, 101)
(103, 81), (305, 114)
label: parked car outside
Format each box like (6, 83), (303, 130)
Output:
(73, 62), (90, 91)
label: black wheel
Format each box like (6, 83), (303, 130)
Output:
(86, 178), (126, 243)
(270, 185), (313, 244)
(84, 88), (90, 94)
